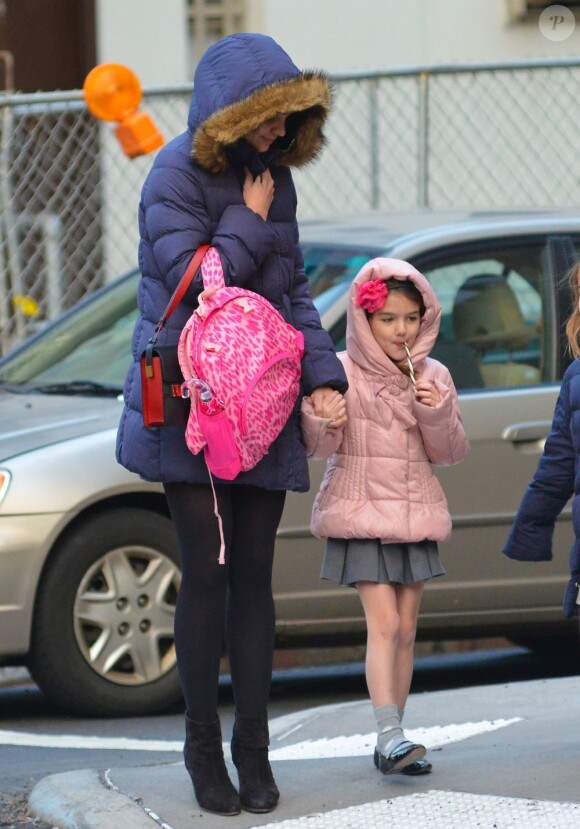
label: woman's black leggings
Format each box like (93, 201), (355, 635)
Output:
(164, 482), (286, 723)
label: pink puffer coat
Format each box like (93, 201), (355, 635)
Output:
(301, 257), (469, 544)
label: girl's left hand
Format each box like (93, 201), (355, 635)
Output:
(414, 379), (441, 408)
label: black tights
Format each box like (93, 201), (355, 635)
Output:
(164, 482), (286, 723)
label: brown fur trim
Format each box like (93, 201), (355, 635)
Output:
(192, 72), (333, 173)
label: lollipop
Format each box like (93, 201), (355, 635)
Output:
(403, 342), (416, 386)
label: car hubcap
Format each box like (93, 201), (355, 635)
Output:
(73, 545), (180, 686)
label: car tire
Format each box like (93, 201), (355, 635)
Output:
(510, 631), (579, 654)
(28, 508), (183, 718)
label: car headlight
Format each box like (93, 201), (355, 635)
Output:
(0, 470), (12, 505)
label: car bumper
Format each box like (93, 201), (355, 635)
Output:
(0, 513), (64, 657)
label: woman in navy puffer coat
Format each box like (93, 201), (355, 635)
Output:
(116, 33), (347, 817)
(504, 264), (580, 622)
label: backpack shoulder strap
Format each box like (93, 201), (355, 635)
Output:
(200, 247), (226, 291)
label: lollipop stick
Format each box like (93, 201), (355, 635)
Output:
(403, 342), (416, 386)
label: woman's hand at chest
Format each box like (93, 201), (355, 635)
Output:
(243, 169), (275, 221)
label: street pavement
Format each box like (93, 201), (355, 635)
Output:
(28, 673), (580, 828)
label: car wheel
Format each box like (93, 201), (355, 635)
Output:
(29, 508), (183, 717)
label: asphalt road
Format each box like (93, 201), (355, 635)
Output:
(0, 640), (578, 828)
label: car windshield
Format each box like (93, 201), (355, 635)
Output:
(0, 272), (140, 392)
(0, 246), (372, 395)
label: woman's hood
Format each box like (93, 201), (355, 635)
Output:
(188, 33), (332, 173)
(346, 257), (442, 377)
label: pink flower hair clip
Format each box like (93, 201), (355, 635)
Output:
(355, 279), (388, 314)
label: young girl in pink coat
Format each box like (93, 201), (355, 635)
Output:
(302, 257), (469, 776)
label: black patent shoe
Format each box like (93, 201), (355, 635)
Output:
(373, 741), (426, 774)
(400, 758), (432, 775)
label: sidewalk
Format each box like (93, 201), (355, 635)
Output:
(29, 675), (580, 829)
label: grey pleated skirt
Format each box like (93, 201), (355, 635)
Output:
(321, 538), (446, 588)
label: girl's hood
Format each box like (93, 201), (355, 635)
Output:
(346, 257), (442, 377)
(188, 33), (332, 173)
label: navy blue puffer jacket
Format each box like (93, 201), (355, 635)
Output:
(116, 33), (347, 491)
(503, 359), (580, 618)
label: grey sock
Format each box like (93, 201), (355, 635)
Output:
(398, 708), (405, 723)
(374, 704), (404, 754)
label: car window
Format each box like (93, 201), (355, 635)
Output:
(302, 245), (377, 316)
(415, 241), (548, 392)
(323, 240), (552, 391)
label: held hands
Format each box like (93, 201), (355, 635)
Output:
(414, 378), (441, 408)
(243, 168), (274, 221)
(308, 387), (348, 429)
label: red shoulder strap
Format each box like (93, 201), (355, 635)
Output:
(152, 244), (211, 338)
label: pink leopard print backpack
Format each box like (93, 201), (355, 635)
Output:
(178, 246), (304, 483)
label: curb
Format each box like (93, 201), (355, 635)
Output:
(29, 769), (150, 829)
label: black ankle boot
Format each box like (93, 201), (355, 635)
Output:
(183, 714), (241, 816)
(231, 713), (279, 813)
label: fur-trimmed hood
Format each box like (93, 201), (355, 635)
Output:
(188, 33), (332, 173)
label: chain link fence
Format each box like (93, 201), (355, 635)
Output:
(0, 57), (579, 354)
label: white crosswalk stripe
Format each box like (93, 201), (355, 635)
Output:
(269, 718), (522, 760)
(0, 717), (521, 754)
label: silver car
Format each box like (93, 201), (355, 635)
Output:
(0, 209), (578, 716)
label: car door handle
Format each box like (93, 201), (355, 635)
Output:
(502, 421), (552, 444)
